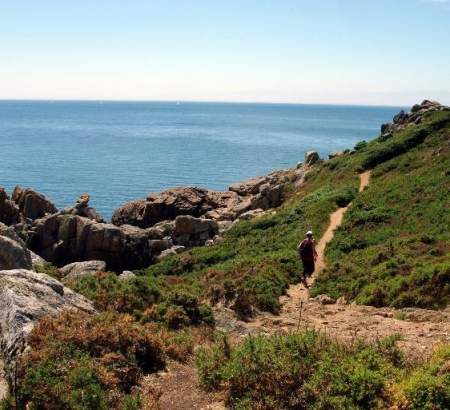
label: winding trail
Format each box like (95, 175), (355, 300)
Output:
(285, 171), (371, 306)
(143, 170), (449, 409)
(220, 170), (449, 360)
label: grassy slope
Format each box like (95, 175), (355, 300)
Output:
(138, 160), (359, 316)
(311, 111), (450, 308)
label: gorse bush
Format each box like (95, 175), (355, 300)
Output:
(400, 344), (450, 409)
(70, 272), (214, 328)
(69, 272), (161, 314)
(11, 311), (165, 409)
(196, 330), (407, 409)
(6, 311), (214, 409)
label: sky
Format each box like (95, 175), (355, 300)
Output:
(0, 0), (449, 105)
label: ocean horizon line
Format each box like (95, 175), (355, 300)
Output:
(0, 98), (408, 109)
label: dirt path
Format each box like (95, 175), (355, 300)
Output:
(218, 170), (449, 359)
(140, 362), (225, 410)
(280, 171), (371, 310)
(144, 170), (450, 408)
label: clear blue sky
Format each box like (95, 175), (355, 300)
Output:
(1, 0), (449, 105)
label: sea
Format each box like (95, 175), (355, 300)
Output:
(0, 101), (404, 219)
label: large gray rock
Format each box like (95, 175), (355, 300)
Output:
(0, 236), (32, 270)
(0, 269), (95, 361)
(305, 151), (320, 166)
(112, 187), (216, 228)
(229, 177), (267, 196)
(12, 186), (57, 220)
(59, 260), (106, 279)
(27, 214), (155, 271)
(250, 183), (283, 210)
(0, 222), (25, 246)
(0, 188), (20, 226)
(173, 215), (218, 247)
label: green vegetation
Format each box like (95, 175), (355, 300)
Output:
(312, 111), (450, 308)
(68, 272), (214, 329)
(3, 109), (449, 409)
(2, 311), (213, 410)
(196, 330), (449, 409)
(33, 262), (61, 280)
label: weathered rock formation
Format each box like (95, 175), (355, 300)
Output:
(380, 100), (449, 139)
(62, 193), (104, 222)
(0, 188), (20, 226)
(0, 269), (95, 362)
(27, 214), (155, 271)
(112, 187), (240, 228)
(12, 186), (57, 220)
(305, 151), (320, 166)
(0, 236), (32, 270)
(2, 155), (310, 272)
(172, 215), (219, 247)
(59, 260), (106, 279)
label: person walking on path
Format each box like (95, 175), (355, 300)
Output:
(298, 230), (318, 288)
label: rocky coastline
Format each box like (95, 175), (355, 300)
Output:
(0, 99), (448, 383)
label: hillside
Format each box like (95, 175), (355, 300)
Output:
(1, 101), (449, 409)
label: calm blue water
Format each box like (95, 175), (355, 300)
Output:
(0, 101), (403, 219)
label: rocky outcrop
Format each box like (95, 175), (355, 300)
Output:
(118, 270), (136, 281)
(111, 166), (303, 230)
(0, 236), (32, 270)
(62, 193), (104, 222)
(112, 187), (244, 229)
(0, 188), (20, 226)
(59, 260), (106, 279)
(0, 269), (95, 362)
(229, 177), (267, 196)
(4, 155), (311, 272)
(380, 100), (449, 137)
(172, 215), (219, 247)
(12, 186), (57, 220)
(305, 151), (320, 166)
(27, 214), (156, 271)
(329, 151), (344, 159)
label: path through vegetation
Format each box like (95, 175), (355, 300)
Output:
(238, 170), (449, 359)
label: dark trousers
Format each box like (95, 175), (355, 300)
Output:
(302, 259), (315, 277)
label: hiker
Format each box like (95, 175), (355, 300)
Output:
(298, 230), (318, 287)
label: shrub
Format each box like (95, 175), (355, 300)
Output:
(334, 186), (358, 207)
(196, 330), (404, 409)
(401, 344), (450, 409)
(33, 262), (61, 280)
(14, 311), (165, 408)
(354, 140), (368, 151)
(361, 128), (428, 170)
(144, 289), (215, 328)
(69, 272), (161, 315)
